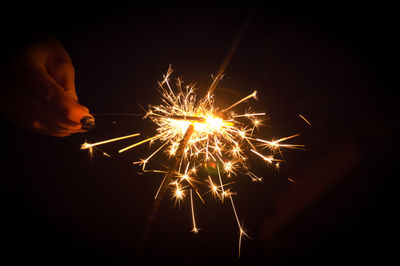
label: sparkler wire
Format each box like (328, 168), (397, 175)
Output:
(208, 10), (254, 94)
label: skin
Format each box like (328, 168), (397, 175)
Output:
(0, 34), (92, 137)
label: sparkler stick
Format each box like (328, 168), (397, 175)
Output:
(208, 10), (254, 94)
(155, 124), (194, 202)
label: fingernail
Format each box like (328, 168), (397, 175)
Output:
(80, 115), (95, 131)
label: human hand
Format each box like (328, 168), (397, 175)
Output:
(0, 34), (94, 137)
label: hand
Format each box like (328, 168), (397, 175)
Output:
(0, 34), (94, 137)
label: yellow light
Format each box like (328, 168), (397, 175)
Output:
(205, 115), (224, 131)
(175, 188), (184, 199)
(81, 66), (303, 257)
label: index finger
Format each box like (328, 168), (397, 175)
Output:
(27, 67), (91, 125)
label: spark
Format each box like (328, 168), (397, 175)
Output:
(208, 176), (220, 199)
(118, 135), (162, 153)
(299, 114), (311, 126)
(81, 133), (140, 150)
(255, 134), (305, 151)
(172, 180), (185, 206)
(222, 90), (258, 113)
(217, 163), (226, 202)
(82, 66), (302, 257)
(190, 189), (199, 234)
(154, 174), (168, 200)
(246, 171), (263, 182)
(102, 152), (111, 158)
(229, 192), (251, 258)
(250, 149), (280, 164)
(232, 112), (266, 118)
(133, 142), (169, 171)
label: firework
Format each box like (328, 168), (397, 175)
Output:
(81, 66), (303, 257)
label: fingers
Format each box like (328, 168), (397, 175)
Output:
(1, 35), (95, 137)
(3, 89), (87, 137)
(46, 59), (78, 101)
(42, 36), (79, 102)
(26, 66), (91, 126)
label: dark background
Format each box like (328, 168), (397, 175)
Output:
(1, 1), (398, 265)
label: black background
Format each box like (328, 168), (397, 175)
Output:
(1, 1), (398, 265)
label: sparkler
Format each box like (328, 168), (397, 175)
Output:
(81, 65), (304, 257)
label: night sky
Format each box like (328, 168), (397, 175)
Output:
(1, 2), (397, 265)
